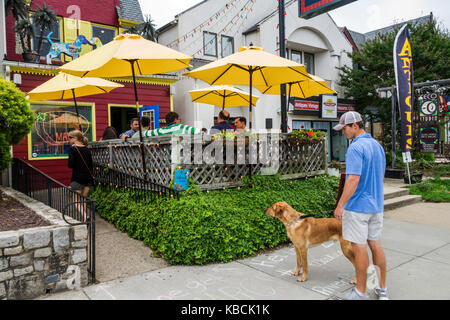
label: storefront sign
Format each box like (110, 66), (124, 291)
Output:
(419, 126), (439, 153)
(294, 100), (354, 112)
(321, 95), (337, 119)
(299, 0), (357, 19)
(174, 169), (190, 191)
(418, 95), (439, 122)
(294, 100), (319, 111)
(420, 98), (439, 117)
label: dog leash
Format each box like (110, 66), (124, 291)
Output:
(304, 173), (346, 218)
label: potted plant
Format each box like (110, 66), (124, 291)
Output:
(404, 170), (423, 184)
(14, 18), (38, 62)
(7, 1), (56, 63)
(327, 160), (340, 177)
(289, 129), (326, 146)
(32, 2), (58, 59)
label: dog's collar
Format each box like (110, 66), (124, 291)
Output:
(286, 214), (315, 227)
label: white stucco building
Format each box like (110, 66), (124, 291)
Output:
(158, 0), (355, 161)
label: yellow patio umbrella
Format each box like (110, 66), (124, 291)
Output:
(58, 34), (192, 137)
(255, 75), (337, 98)
(28, 72), (123, 130)
(184, 46), (313, 129)
(189, 85), (259, 110)
(58, 33), (193, 177)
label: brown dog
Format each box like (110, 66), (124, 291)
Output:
(265, 201), (356, 283)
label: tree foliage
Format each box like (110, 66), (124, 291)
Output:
(338, 18), (450, 149)
(32, 2), (58, 55)
(127, 14), (158, 41)
(0, 78), (34, 172)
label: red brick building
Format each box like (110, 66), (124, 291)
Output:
(3, 0), (176, 185)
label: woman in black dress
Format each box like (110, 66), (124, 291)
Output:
(68, 130), (93, 221)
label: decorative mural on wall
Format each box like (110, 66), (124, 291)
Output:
(46, 32), (102, 64)
(30, 105), (93, 159)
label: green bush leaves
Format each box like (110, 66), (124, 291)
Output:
(90, 175), (339, 265)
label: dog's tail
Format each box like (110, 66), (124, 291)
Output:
(47, 32), (54, 46)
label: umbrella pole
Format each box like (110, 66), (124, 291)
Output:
(129, 59), (147, 180)
(288, 83), (292, 113)
(222, 93), (225, 110)
(249, 71), (253, 130)
(248, 69), (254, 184)
(72, 89), (82, 131)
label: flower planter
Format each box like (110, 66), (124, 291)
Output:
(385, 168), (404, 179)
(22, 52), (39, 63)
(404, 172), (423, 184)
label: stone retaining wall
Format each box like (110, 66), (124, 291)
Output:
(0, 187), (89, 300)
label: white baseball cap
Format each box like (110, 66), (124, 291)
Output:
(333, 111), (363, 131)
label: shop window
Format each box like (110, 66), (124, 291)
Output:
(32, 18), (61, 58)
(203, 31), (217, 57)
(30, 103), (94, 160)
(92, 25), (116, 49)
(292, 120), (311, 130)
(221, 35), (234, 57)
(291, 50), (302, 64)
(304, 52), (315, 74)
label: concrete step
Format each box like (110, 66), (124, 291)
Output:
(384, 194), (423, 211)
(384, 187), (410, 200)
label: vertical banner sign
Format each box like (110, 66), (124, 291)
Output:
(393, 25), (414, 163)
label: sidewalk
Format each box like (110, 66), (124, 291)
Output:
(38, 180), (450, 300)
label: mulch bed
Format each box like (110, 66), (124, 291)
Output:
(0, 191), (51, 232)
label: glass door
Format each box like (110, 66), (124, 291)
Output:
(331, 121), (348, 161)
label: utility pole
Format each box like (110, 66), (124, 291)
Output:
(278, 0), (288, 133)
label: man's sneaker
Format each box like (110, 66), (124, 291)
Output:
(346, 288), (369, 300)
(375, 287), (389, 300)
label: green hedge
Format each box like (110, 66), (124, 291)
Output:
(407, 177), (450, 202)
(90, 174), (339, 265)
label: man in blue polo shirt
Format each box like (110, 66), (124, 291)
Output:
(333, 111), (388, 300)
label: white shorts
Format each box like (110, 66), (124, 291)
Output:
(342, 210), (383, 245)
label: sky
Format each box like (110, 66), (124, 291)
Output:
(140, 0), (450, 33)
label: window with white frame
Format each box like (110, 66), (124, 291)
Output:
(304, 52), (315, 74)
(221, 35), (234, 57)
(290, 50), (315, 74)
(203, 31), (217, 57)
(291, 50), (302, 64)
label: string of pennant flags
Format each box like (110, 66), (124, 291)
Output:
(167, 0), (247, 49)
(166, 0), (257, 58)
(195, 0), (257, 57)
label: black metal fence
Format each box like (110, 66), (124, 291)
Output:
(93, 164), (180, 202)
(11, 158), (96, 283)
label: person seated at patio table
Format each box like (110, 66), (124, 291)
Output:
(210, 110), (232, 133)
(234, 117), (247, 133)
(101, 126), (118, 140)
(143, 112), (200, 136)
(119, 118), (139, 141)
(130, 116), (152, 141)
